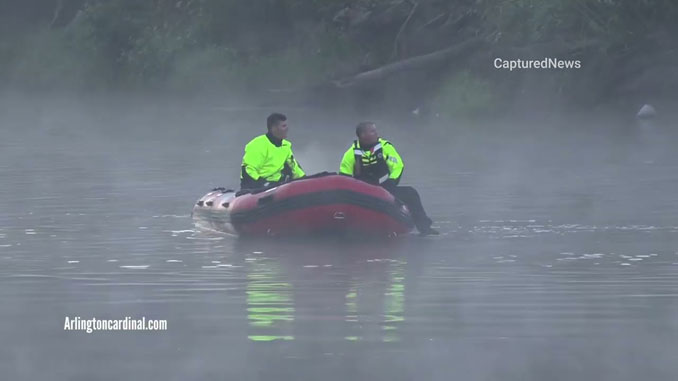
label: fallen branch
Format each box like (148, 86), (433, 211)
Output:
(416, 12), (447, 31)
(334, 37), (485, 88)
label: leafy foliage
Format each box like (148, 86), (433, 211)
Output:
(2, 0), (676, 110)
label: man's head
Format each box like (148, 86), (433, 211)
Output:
(267, 113), (288, 140)
(356, 122), (378, 146)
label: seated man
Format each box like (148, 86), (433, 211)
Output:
(339, 122), (438, 235)
(240, 113), (305, 190)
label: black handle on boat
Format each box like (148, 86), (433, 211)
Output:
(257, 195), (274, 206)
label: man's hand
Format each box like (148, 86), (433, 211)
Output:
(381, 178), (397, 193)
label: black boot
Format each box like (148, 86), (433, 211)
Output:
(418, 226), (439, 236)
(416, 217), (439, 236)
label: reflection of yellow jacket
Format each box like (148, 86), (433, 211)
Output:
(241, 134), (305, 183)
(339, 138), (404, 184)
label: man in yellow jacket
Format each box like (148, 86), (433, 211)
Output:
(339, 122), (438, 235)
(240, 113), (305, 189)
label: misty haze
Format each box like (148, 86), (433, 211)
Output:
(1, 1), (678, 380)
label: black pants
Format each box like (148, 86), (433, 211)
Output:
(240, 165), (290, 191)
(389, 186), (433, 231)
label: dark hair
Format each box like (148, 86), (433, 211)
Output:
(267, 113), (287, 130)
(355, 122), (375, 137)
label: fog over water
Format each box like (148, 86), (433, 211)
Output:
(1, 95), (678, 380)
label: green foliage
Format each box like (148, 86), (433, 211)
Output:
(165, 24), (359, 92)
(123, 22), (202, 85)
(4, 27), (108, 90)
(166, 45), (238, 92)
(234, 29), (359, 89)
(5, 0), (360, 91)
(482, 0), (678, 47)
(2, 0), (677, 112)
(432, 71), (497, 119)
(73, 1), (152, 67)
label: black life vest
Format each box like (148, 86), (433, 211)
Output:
(353, 140), (390, 185)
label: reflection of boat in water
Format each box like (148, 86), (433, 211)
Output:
(344, 258), (406, 343)
(192, 173), (414, 237)
(246, 259), (295, 342)
(238, 240), (408, 343)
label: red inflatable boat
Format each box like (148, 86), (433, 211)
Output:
(192, 173), (414, 237)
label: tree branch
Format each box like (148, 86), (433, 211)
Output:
(335, 37), (485, 88)
(49, 0), (64, 29)
(391, 1), (419, 61)
(416, 12), (447, 31)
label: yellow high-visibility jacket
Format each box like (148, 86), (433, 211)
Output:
(241, 134), (305, 184)
(339, 138), (403, 185)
